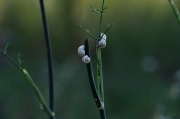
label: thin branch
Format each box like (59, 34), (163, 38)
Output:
(3, 43), (10, 54)
(0, 50), (54, 117)
(100, 23), (114, 41)
(91, 4), (101, 15)
(22, 69), (55, 117)
(0, 45), (21, 70)
(74, 23), (98, 40)
(104, 23), (114, 35)
(18, 54), (23, 67)
(103, 7), (108, 11)
(168, 0), (180, 26)
(39, 1), (55, 119)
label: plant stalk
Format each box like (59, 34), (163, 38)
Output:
(0, 51), (54, 117)
(168, 0), (180, 26)
(22, 69), (55, 117)
(96, 0), (106, 119)
(39, 1), (55, 119)
(84, 38), (102, 108)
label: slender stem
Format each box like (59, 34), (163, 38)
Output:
(99, 23), (114, 42)
(103, 23), (114, 36)
(99, 108), (106, 119)
(74, 23), (98, 40)
(98, 0), (105, 36)
(91, 4), (101, 15)
(168, 0), (180, 26)
(0, 51), (21, 70)
(96, 50), (104, 103)
(96, 0), (106, 119)
(97, 0), (105, 104)
(39, 1), (55, 119)
(0, 51), (54, 117)
(22, 69), (55, 117)
(97, 0), (105, 103)
(84, 38), (102, 108)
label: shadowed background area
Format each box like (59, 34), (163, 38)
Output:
(0, 0), (180, 119)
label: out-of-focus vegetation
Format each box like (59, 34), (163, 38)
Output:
(0, 0), (180, 119)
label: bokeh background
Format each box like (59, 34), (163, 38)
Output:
(0, 0), (180, 119)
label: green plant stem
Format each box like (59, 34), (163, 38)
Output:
(0, 51), (54, 117)
(84, 38), (102, 108)
(22, 69), (54, 117)
(96, 49), (106, 119)
(96, 0), (106, 119)
(39, 1), (55, 119)
(97, 0), (105, 103)
(1, 51), (21, 70)
(98, 0), (105, 37)
(96, 50), (104, 103)
(168, 0), (180, 26)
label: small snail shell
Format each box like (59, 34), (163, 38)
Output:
(82, 55), (90, 63)
(78, 49), (85, 56)
(78, 45), (85, 50)
(100, 33), (107, 41)
(98, 40), (106, 48)
(78, 45), (85, 56)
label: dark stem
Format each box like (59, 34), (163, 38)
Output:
(39, 0), (55, 119)
(84, 38), (102, 108)
(99, 108), (106, 119)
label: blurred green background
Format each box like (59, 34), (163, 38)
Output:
(0, 0), (180, 119)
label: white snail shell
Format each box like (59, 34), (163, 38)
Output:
(100, 33), (107, 41)
(78, 45), (85, 50)
(82, 55), (90, 63)
(78, 45), (85, 56)
(98, 40), (106, 48)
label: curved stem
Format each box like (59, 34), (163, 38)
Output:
(84, 38), (102, 108)
(0, 51), (54, 117)
(39, 1), (55, 119)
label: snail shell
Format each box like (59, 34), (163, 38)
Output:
(82, 55), (90, 63)
(101, 33), (107, 41)
(78, 45), (85, 50)
(78, 45), (85, 56)
(98, 40), (106, 48)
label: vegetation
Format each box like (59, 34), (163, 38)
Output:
(0, 0), (180, 119)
